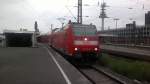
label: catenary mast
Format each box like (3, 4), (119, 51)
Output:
(77, 0), (82, 24)
(99, 1), (108, 31)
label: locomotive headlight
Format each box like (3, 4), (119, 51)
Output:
(94, 48), (98, 51)
(74, 48), (78, 51)
(84, 38), (87, 41)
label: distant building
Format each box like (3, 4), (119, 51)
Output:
(98, 11), (150, 46)
(98, 21), (150, 45)
(145, 11), (150, 26)
(0, 33), (5, 47)
(0, 34), (4, 42)
(34, 21), (39, 33)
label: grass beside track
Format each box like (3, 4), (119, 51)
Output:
(98, 53), (150, 82)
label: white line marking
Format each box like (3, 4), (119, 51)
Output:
(45, 47), (72, 84)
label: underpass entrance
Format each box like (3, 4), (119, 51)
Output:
(4, 30), (36, 47)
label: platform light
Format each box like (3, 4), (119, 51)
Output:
(94, 48), (98, 51)
(74, 48), (78, 51)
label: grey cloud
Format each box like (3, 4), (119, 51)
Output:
(0, 0), (25, 4)
(0, 0), (149, 33)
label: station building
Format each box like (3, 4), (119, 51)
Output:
(0, 33), (5, 47)
(3, 30), (37, 47)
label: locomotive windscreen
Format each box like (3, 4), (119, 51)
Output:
(73, 24), (97, 36)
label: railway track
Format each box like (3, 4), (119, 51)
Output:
(48, 45), (138, 84)
(76, 64), (134, 84)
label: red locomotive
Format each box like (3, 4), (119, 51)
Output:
(39, 21), (101, 61)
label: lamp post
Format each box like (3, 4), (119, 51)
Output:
(113, 18), (120, 29)
(113, 18), (119, 44)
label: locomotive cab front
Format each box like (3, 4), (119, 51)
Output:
(71, 24), (100, 60)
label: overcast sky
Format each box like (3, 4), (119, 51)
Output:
(0, 0), (149, 33)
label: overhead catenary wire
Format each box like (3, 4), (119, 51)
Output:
(65, 6), (77, 21)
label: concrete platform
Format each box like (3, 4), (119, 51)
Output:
(101, 45), (150, 61)
(0, 45), (91, 84)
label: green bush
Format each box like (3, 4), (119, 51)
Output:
(98, 54), (150, 82)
